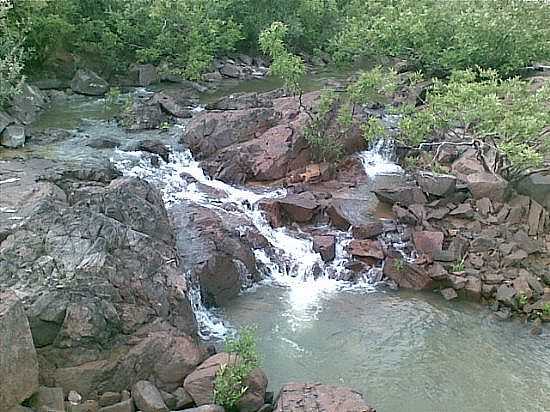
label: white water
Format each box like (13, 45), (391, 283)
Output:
(111, 145), (387, 337)
(358, 138), (403, 178)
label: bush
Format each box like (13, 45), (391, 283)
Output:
(0, 0), (25, 107)
(330, 0), (550, 77)
(213, 326), (259, 412)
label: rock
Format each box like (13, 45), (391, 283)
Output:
(8, 82), (47, 124)
(374, 185), (427, 206)
(441, 288), (458, 300)
(482, 272), (504, 285)
(136, 140), (171, 163)
(475, 198), (493, 217)
(259, 200), (283, 228)
(182, 108), (275, 158)
(71, 69), (109, 96)
(416, 172), (457, 197)
(1, 125), (26, 148)
(180, 406), (225, 412)
(451, 149), (485, 176)
(184, 353), (267, 412)
(172, 387), (194, 409)
(151, 90), (196, 118)
(465, 172), (507, 202)
(208, 92), (272, 111)
(393, 205), (418, 225)
(496, 284), (517, 306)
(0, 110), (15, 134)
(30, 387), (65, 412)
(383, 257), (433, 290)
(513, 274), (533, 299)
(348, 239), (384, 260)
(449, 202), (474, 219)
(160, 390), (177, 410)
(464, 276), (482, 300)
(352, 222), (384, 239)
(278, 192), (319, 223)
(98, 399), (135, 412)
(68, 400), (98, 412)
(313, 235), (336, 262)
(132, 381), (168, 412)
(448, 275), (467, 290)
(527, 200), (545, 236)
(220, 63), (241, 78)
(202, 71), (223, 82)
(68, 390), (82, 405)
(0, 292), (39, 411)
(128, 64), (158, 87)
(99, 392), (121, 407)
(530, 318), (543, 336)
(517, 171), (550, 211)
(412, 231), (444, 256)
(119, 97), (167, 130)
(273, 383), (375, 412)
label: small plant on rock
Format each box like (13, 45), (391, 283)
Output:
(393, 257), (405, 272)
(451, 257), (465, 273)
(516, 292), (528, 309)
(213, 326), (259, 412)
(541, 302), (550, 318)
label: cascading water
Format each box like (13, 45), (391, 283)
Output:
(111, 145), (375, 337)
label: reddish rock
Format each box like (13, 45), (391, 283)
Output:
(278, 192), (319, 223)
(383, 257), (433, 290)
(273, 383), (375, 412)
(259, 200), (283, 228)
(348, 240), (385, 260)
(313, 235), (336, 262)
(416, 171), (457, 197)
(374, 185), (427, 206)
(412, 231), (444, 256)
(352, 222), (384, 239)
(465, 172), (507, 202)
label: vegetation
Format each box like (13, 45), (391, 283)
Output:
(450, 257), (466, 274)
(543, 303), (550, 318)
(0, 0), (25, 107)
(213, 326), (259, 412)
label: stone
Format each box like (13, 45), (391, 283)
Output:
(0, 292), (39, 411)
(352, 222), (384, 239)
(1, 125), (26, 148)
(220, 63), (241, 78)
(160, 390), (177, 410)
(496, 284), (517, 306)
(449, 202), (474, 219)
(347, 239), (385, 260)
(530, 318), (543, 336)
(428, 262), (449, 281)
(136, 140), (171, 163)
(313, 235), (336, 262)
(475, 198), (493, 216)
(68, 400), (98, 412)
(70, 69), (109, 96)
(98, 400), (134, 412)
(180, 406), (224, 412)
(184, 353), (267, 412)
(172, 387), (194, 409)
(393, 205), (418, 225)
(273, 383), (375, 412)
(99, 392), (121, 407)
(441, 288), (458, 300)
(132, 381), (168, 412)
(412, 231), (444, 256)
(374, 185), (427, 206)
(30, 387), (65, 412)
(517, 171), (550, 211)
(528, 200), (544, 236)
(383, 257), (433, 290)
(464, 276), (482, 300)
(0, 110), (14, 134)
(416, 171), (457, 197)
(448, 275), (468, 290)
(278, 192), (319, 223)
(208, 92), (272, 111)
(513, 274), (533, 299)
(120, 97), (167, 130)
(482, 272), (504, 285)
(68, 390), (82, 405)
(128, 64), (158, 86)
(7, 82), (46, 124)
(465, 172), (507, 202)
(259, 200), (283, 228)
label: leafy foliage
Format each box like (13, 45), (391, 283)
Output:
(0, 0), (25, 107)
(213, 326), (260, 412)
(331, 0), (550, 77)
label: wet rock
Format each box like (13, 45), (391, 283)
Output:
(412, 231), (444, 256)
(182, 108), (275, 158)
(441, 288), (458, 301)
(8, 82), (47, 124)
(416, 171), (457, 197)
(278, 192), (319, 223)
(494, 306), (512, 320)
(86, 137), (120, 149)
(374, 184), (427, 206)
(428, 262), (449, 281)
(98, 399), (134, 412)
(151, 90), (196, 119)
(530, 318), (543, 336)
(0, 292), (39, 410)
(273, 383), (375, 412)
(517, 170), (550, 210)
(393, 205), (418, 225)
(99, 392), (121, 407)
(1, 124), (25, 148)
(128, 64), (158, 87)
(464, 276), (482, 300)
(259, 200), (283, 228)
(348, 239), (384, 260)
(496, 284), (517, 306)
(120, 97), (167, 130)
(132, 381), (168, 412)
(71, 69), (109, 96)
(448, 275), (467, 290)
(383, 257), (432, 290)
(136, 140), (171, 163)
(352, 222), (384, 239)
(184, 353), (267, 412)
(30, 386), (65, 412)
(313, 235), (336, 262)
(465, 172), (507, 202)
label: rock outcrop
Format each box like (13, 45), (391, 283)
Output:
(70, 69), (109, 96)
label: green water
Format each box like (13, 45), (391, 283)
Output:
(222, 285), (550, 412)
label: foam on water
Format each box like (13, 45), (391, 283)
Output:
(358, 138), (403, 178)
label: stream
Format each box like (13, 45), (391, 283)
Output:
(8, 81), (550, 412)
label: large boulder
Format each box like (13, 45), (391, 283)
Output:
(128, 64), (158, 87)
(517, 171), (550, 210)
(0, 110), (15, 134)
(70, 69), (109, 96)
(412, 231), (444, 257)
(374, 185), (427, 206)
(277, 192), (319, 223)
(416, 171), (457, 197)
(184, 353), (267, 412)
(119, 97), (168, 130)
(7, 82), (47, 124)
(207, 91), (275, 111)
(132, 381), (168, 412)
(0, 292), (39, 410)
(313, 235), (336, 262)
(465, 171), (507, 202)
(273, 383), (375, 412)
(383, 257), (433, 290)
(1, 125), (25, 148)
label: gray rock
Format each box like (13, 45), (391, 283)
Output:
(98, 399), (135, 412)
(128, 64), (158, 87)
(220, 63), (241, 78)
(312, 235), (336, 262)
(416, 171), (457, 197)
(1, 125), (25, 148)
(465, 172), (507, 202)
(441, 288), (458, 301)
(0, 110), (15, 134)
(517, 171), (550, 211)
(374, 184), (427, 206)
(172, 387), (193, 409)
(496, 284), (517, 306)
(71, 69), (109, 96)
(178, 406), (225, 412)
(68, 400), (98, 412)
(0, 292), (39, 411)
(68, 390), (82, 405)
(99, 392), (122, 407)
(132, 381), (168, 412)
(8, 82), (47, 124)
(30, 386), (65, 412)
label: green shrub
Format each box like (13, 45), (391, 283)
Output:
(213, 326), (260, 412)
(0, 0), (25, 107)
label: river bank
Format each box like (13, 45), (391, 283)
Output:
(1, 64), (549, 412)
